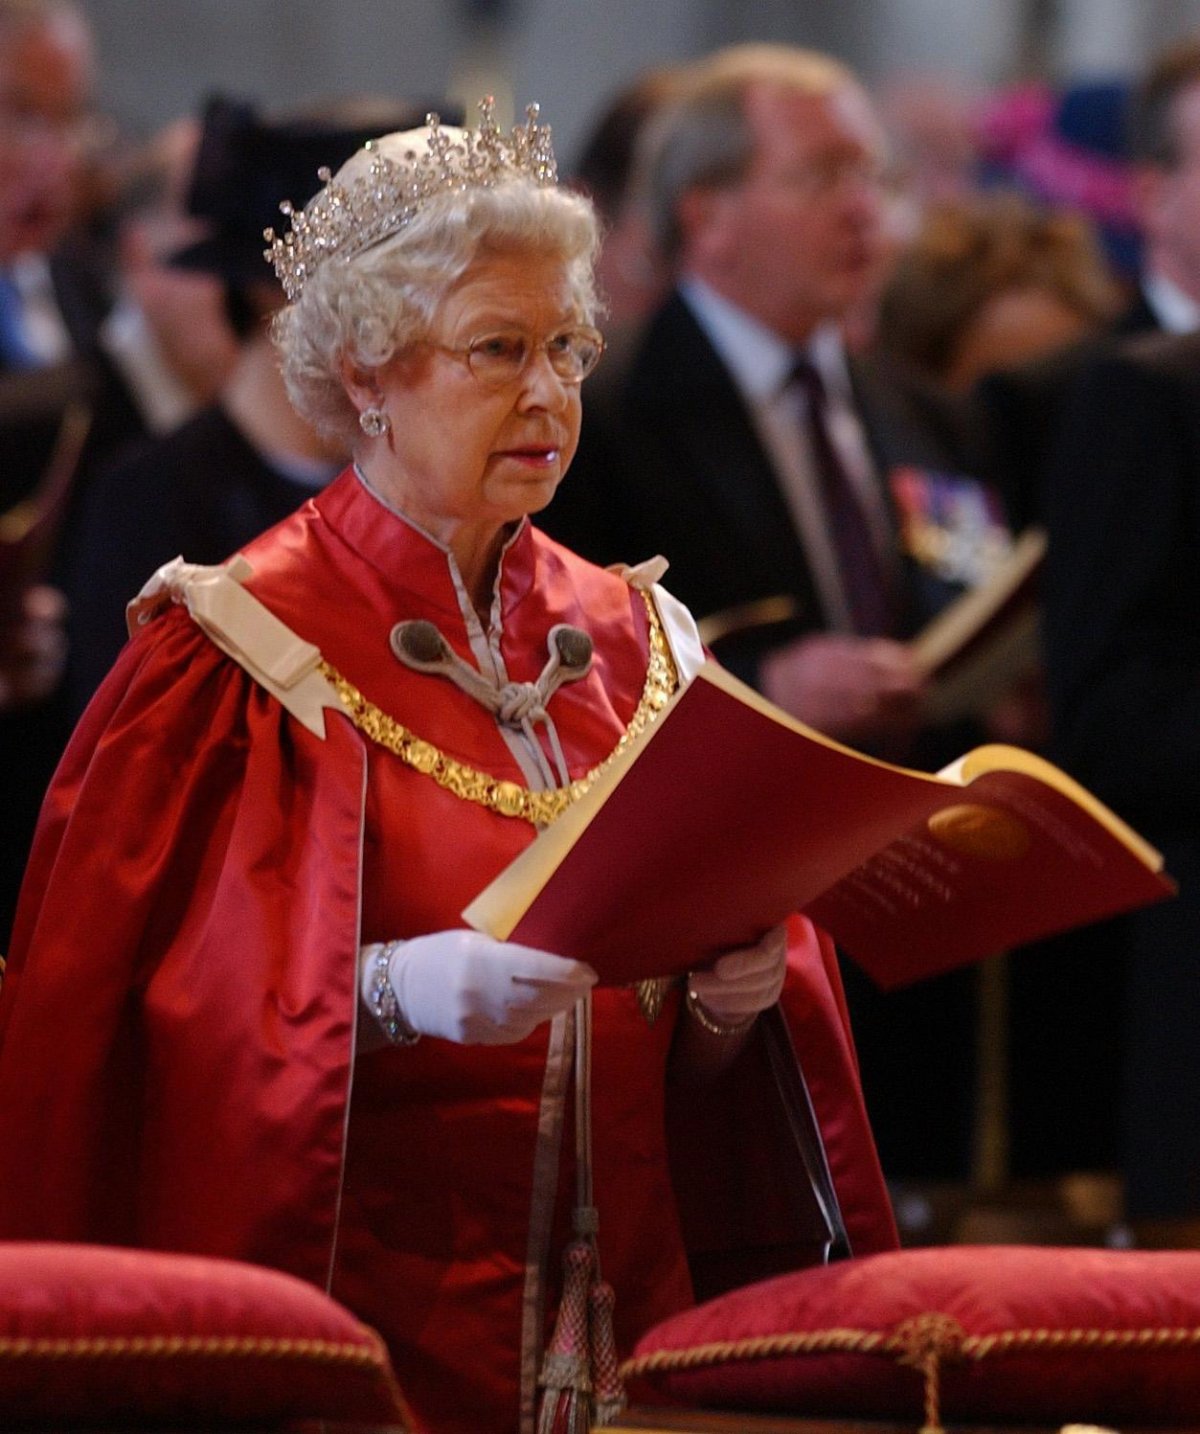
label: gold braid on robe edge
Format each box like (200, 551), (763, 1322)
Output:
(320, 588), (679, 1024)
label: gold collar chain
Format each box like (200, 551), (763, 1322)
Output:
(319, 590), (678, 828)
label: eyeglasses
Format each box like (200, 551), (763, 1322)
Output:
(761, 154), (891, 199)
(427, 326), (606, 388)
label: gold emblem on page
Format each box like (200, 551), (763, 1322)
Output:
(927, 804), (1031, 861)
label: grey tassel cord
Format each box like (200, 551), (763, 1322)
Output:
(390, 619), (593, 788)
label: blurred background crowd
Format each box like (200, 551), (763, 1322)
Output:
(5, 0), (1200, 1257)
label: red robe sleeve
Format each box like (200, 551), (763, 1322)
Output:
(0, 608), (366, 1289)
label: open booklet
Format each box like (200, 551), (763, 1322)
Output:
(464, 661), (1173, 990)
(908, 525), (1046, 723)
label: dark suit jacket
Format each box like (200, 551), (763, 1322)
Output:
(1, 239), (148, 545)
(1043, 327), (1200, 1218)
(1045, 328), (1200, 831)
(0, 239), (147, 948)
(545, 291), (986, 682)
(63, 405), (330, 718)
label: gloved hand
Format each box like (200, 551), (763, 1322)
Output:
(687, 923), (788, 1029)
(363, 930), (597, 1045)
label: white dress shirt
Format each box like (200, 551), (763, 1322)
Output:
(9, 253), (74, 365)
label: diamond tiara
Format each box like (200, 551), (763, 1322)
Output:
(263, 96), (558, 301)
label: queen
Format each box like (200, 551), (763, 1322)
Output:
(0, 99), (895, 1432)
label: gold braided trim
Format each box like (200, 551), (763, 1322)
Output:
(319, 588), (678, 826)
(621, 1318), (1200, 1434)
(620, 1318), (1200, 1378)
(968, 1323), (1200, 1357)
(0, 1331), (410, 1428)
(0, 1332), (387, 1366)
(892, 1313), (966, 1434)
(621, 1325), (889, 1378)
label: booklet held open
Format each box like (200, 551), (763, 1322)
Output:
(908, 525), (1046, 724)
(464, 662), (1173, 989)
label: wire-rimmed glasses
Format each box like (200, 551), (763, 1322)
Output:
(427, 326), (606, 388)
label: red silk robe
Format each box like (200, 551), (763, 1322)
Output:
(0, 468), (896, 1432)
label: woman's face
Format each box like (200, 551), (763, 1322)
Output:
(357, 249), (584, 543)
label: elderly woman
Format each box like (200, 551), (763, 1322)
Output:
(0, 103), (894, 1432)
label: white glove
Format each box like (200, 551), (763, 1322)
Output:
(362, 930), (597, 1046)
(687, 923), (788, 1028)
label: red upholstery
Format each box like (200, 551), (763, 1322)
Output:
(0, 1242), (411, 1428)
(625, 1244), (1200, 1429)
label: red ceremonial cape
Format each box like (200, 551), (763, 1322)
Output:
(0, 468), (896, 1429)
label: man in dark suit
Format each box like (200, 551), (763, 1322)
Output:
(543, 44), (1006, 1194)
(979, 36), (1200, 530)
(975, 41), (1200, 1202)
(0, 0), (98, 364)
(1124, 37), (1200, 335)
(0, 0), (145, 444)
(1043, 329), (1200, 1243)
(0, 0), (146, 945)
(547, 43), (998, 752)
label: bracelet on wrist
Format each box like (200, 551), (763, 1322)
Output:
(685, 985), (756, 1039)
(369, 941), (421, 1046)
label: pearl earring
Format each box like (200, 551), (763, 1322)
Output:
(359, 405), (390, 438)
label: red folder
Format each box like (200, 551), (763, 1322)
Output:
(464, 663), (1173, 989)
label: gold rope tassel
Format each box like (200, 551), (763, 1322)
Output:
(588, 1276), (625, 1425)
(893, 1312), (967, 1434)
(537, 1234), (596, 1434)
(537, 993), (627, 1431)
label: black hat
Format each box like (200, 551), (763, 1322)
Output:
(170, 94), (464, 286)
